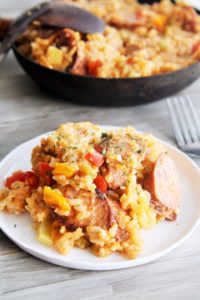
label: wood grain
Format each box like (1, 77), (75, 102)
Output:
(0, 9), (200, 300)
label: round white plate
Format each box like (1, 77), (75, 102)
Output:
(0, 126), (200, 271)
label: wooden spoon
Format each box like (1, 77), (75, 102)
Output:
(0, 1), (105, 62)
(38, 3), (105, 33)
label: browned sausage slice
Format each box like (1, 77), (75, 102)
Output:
(143, 153), (180, 221)
(62, 196), (115, 230)
(108, 12), (146, 29)
(57, 194), (129, 242)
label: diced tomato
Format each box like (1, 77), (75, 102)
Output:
(5, 171), (25, 188)
(24, 171), (38, 189)
(38, 162), (53, 185)
(127, 57), (134, 65)
(135, 10), (143, 20)
(85, 152), (105, 167)
(38, 162), (52, 173)
(94, 175), (107, 193)
(5, 170), (38, 189)
(94, 144), (104, 154)
(87, 60), (102, 76)
(192, 42), (200, 54)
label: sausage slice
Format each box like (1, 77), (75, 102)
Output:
(143, 153), (180, 221)
(64, 196), (115, 230)
(56, 194), (129, 242)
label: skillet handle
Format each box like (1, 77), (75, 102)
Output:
(0, 18), (12, 62)
(0, 2), (51, 63)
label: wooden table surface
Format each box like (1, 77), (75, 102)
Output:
(0, 2), (200, 299)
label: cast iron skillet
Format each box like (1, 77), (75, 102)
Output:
(12, 0), (200, 106)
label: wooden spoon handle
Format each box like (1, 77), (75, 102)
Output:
(0, 18), (12, 42)
(0, 2), (50, 61)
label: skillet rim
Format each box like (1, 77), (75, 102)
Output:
(13, 44), (200, 82)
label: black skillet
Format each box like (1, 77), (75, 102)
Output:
(11, 0), (200, 106)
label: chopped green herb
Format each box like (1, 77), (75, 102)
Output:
(101, 149), (106, 155)
(72, 147), (78, 150)
(127, 133), (133, 139)
(101, 132), (108, 139)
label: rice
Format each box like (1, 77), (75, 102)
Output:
(0, 122), (170, 259)
(17, 0), (200, 78)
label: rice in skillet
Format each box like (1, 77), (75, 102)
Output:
(17, 0), (200, 78)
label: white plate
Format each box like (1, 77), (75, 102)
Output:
(0, 126), (200, 271)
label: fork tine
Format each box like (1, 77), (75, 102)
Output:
(186, 96), (200, 140)
(180, 96), (199, 143)
(173, 97), (192, 144)
(167, 98), (185, 146)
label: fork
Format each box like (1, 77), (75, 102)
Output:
(167, 96), (200, 156)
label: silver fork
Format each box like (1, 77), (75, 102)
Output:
(167, 96), (200, 156)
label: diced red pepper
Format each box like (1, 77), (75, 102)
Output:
(5, 171), (25, 188)
(38, 162), (52, 174)
(24, 171), (38, 189)
(94, 144), (104, 154)
(135, 10), (143, 20)
(85, 152), (105, 167)
(192, 42), (200, 54)
(5, 170), (38, 189)
(94, 175), (107, 193)
(38, 162), (53, 185)
(127, 57), (134, 65)
(87, 60), (102, 76)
